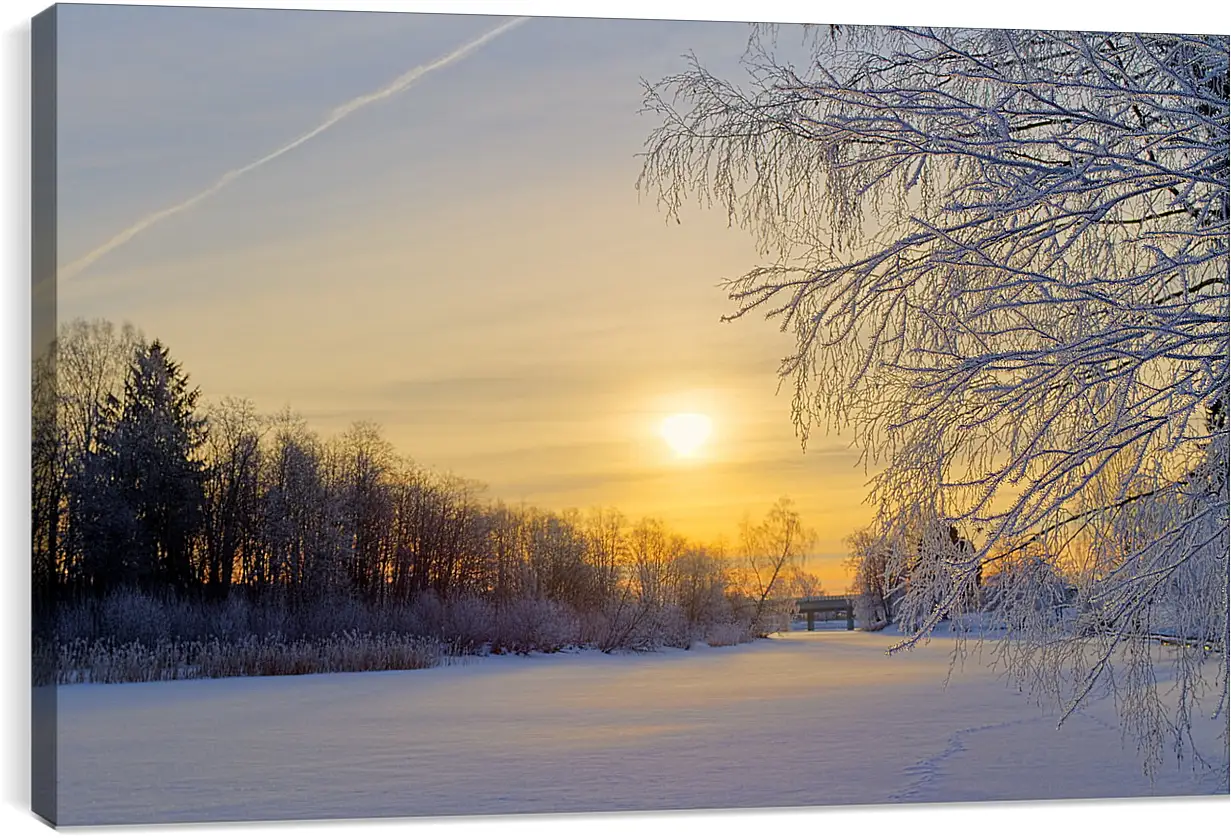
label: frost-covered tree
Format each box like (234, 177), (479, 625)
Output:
(525, 509), (596, 610)
(57, 319), (145, 468)
(845, 526), (904, 629)
(201, 397), (264, 599)
(39, 319), (146, 596)
(256, 411), (345, 599)
(581, 506), (627, 603)
(641, 25), (1228, 770)
(334, 421), (398, 601)
(673, 544), (732, 627)
(737, 498), (814, 634)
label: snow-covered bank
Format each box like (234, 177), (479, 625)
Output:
(55, 631), (1227, 825)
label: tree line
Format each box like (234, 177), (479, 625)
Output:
(32, 319), (823, 652)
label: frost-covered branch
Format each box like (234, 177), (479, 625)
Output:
(641, 24), (1228, 773)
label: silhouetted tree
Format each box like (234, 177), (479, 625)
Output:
(72, 340), (206, 594)
(31, 350), (62, 606)
(201, 397), (264, 599)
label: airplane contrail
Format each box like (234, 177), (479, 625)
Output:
(61, 15), (530, 281)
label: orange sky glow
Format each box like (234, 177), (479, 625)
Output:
(55, 7), (875, 590)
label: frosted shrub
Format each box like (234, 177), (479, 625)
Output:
(407, 590), (447, 638)
(44, 584), (776, 683)
(237, 598), (289, 639)
(294, 596), (367, 639)
(703, 621), (753, 648)
(494, 598), (581, 654)
(203, 595), (254, 642)
(656, 604), (694, 649)
(755, 609), (791, 636)
(577, 606), (614, 648)
(592, 600), (691, 652)
(853, 592), (890, 632)
(592, 599), (653, 652)
(54, 600), (97, 643)
(442, 596), (493, 652)
(601, 602), (652, 651)
(97, 588), (173, 646)
(368, 603), (418, 636)
(54, 589), (267, 645)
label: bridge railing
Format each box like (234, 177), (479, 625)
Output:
(796, 595), (854, 606)
(794, 595), (856, 631)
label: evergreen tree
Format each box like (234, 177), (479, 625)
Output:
(72, 340), (207, 594)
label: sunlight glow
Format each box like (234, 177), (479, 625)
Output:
(660, 413), (713, 458)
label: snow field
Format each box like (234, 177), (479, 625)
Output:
(55, 631), (1228, 825)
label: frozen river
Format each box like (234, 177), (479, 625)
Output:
(54, 630), (1227, 825)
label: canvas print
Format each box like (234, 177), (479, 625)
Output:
(30, 2), (1229, 828)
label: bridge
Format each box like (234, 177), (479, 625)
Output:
(796, 596), (856, 631)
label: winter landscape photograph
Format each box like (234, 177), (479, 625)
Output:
(25, 0), (1229, 832)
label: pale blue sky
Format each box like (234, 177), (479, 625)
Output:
(54, 4), (867, 586)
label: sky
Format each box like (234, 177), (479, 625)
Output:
(53, 4), (874, 588)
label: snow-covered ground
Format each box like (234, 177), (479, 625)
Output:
(55, 629), (1228, 825)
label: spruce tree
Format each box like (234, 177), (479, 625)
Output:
(73, 340), (206, 595)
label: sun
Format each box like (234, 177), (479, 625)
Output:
(660, 413), (713, 458)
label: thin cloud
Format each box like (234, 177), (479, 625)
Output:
(60, 15), (530, 281)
